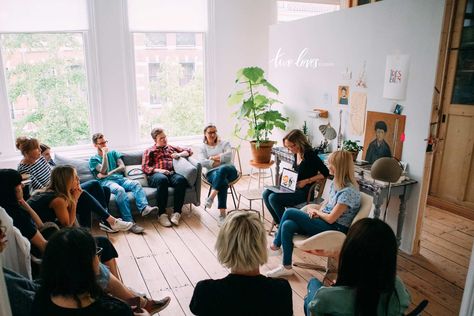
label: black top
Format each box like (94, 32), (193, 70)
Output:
(30, 290), (133, 316)
(27, 191), (58, 224)
(3, 204), (37, 240)
(294, 149), (330, 189)
(189, 273), (293, 316)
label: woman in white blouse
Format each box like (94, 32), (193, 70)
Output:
(198, 124), (238, 225)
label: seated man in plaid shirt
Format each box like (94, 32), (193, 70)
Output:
(142, 127), (192, 227)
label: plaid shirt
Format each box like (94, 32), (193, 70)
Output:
(142, 144), (192, 175)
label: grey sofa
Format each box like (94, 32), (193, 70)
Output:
(55, 151), (202, 215)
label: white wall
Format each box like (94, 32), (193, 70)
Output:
(268, 0), (445, 253)
(211, 0), (276, 173)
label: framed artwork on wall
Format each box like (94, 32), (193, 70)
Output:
(338, 85), (349, 105)
(362, 111), (406, 164)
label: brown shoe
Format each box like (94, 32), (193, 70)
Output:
(140, 296), (171, 315)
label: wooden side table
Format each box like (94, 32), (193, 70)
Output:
(237, 188), (265, 220)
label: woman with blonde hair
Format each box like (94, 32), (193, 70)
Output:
(262, 129), (329, 225)
(190, 211), (293, 316)
(266, 150), (361, 278)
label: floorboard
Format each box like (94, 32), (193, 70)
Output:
(91, 176), (472, 316)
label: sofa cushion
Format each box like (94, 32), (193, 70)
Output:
(54, 154), (94, 183)
(173, 157), (197, 186)
(124, 165), (148, 187)
(121, 151), (143, 166)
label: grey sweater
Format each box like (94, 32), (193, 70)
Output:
(198, 140), (233, 175)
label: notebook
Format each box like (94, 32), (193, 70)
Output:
(265, 168), (298, 193)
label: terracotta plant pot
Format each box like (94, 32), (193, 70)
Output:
(250, 140), (275, 163)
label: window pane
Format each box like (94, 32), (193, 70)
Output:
(0, 33), (91, 146)
(176, 32), (196, 47)
(133, 32), (205, 140)
(145, 32), (166, 48)
(277, 1), (340, 22)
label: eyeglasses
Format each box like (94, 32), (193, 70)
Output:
(206, 130), (217, 135)
(96, 247), (103, 257)
(97, 140), (108, 146)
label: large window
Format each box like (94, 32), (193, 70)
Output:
(133, 32), (204, 139)
(0, 0), (91, 148)
(128, 0), (207, 140)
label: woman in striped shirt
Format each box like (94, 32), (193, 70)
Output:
(16, 137), (132, 233)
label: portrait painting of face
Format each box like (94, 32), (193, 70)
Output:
(362, 111), (406, 163)
(338, 85), (349, 105)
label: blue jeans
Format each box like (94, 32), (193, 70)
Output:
(262, 188), (307, 224)
(148, 172), (188, 215)
(206, 164), (238, 209)
(101, 177), (148, 222)
(273, 208), (348, 266)
(304, 278), (323, 316)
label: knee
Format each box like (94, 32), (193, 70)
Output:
(115, 187), (127, 198)
(262, 189), (271, 200)
(268, 193), (281, 206)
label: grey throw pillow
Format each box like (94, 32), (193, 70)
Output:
(173, 157), (197, 186)
(54, 154), (94, 183)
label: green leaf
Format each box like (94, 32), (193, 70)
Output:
(227, 91), (245, 105)
(261, 79), (279, 94)
(242, 67), (264, 84)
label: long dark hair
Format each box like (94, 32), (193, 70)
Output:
(39, 227), (102, 307)
(0, 169), (23, 209)
(283, 129), (312, 156)
(336, 218), (399, 315)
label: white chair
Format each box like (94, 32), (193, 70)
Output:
(292, 192), (373, 281)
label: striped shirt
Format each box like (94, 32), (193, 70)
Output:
(17, 156), (52, 190)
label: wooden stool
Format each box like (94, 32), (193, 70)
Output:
(237, 188), (265, 220)
(247, 160), (275, 190)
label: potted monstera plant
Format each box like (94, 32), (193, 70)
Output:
(228, 67), (289, 163)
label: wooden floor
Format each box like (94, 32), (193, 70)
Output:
(93, 177), (473, 316)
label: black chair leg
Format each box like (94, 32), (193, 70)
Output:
(229, 185), (238, 210)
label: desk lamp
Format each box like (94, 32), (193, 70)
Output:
(370, 157), (403, 221)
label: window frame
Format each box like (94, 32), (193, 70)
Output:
(0, 29), (101, 156)
(128, 30), (208, 143)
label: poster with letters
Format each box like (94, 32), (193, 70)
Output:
(383, 55), (410, 100)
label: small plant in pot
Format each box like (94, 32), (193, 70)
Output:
(228, 67), (289, 163)
(342, 139), (363, 161)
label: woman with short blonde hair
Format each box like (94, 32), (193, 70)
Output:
(267, 150), (361, 278)
(190, 211), (293, 316)
(215, 211), (267, 272)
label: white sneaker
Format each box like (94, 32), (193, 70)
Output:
(110, 219), (134, 231)
(204, 197), (214, 209)
(170, 213), (181, 226)
(217, 214), (226, 227)
(266, 265), (294, 278)
(142, 205), (158, 217)
(158, 214), (172, 227)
